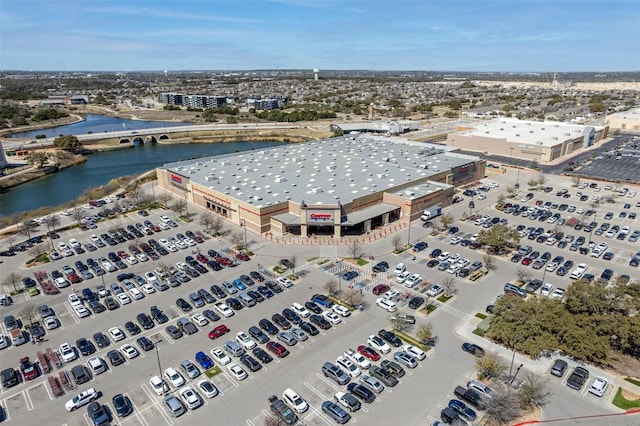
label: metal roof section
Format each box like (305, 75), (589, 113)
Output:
(456, 117), (606, 147)
(162, 135), (470, 207)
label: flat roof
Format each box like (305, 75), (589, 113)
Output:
(162, 135), (474, 208)
(456, 118), (604, 147)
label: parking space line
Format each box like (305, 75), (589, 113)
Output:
(63, 301), (81, 324)
(221, 371), (240, 387)
(124, 392), (149, 426)
(140, 384), (174, 425)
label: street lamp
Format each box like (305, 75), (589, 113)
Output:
(240, 219), (248, 252)
(151, 336), (166, 395)
(406, 214), (412, 248)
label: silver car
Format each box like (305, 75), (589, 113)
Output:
(290, 328), (308, 342)
(358, 375), (384, 393)
(277, 331), (298, 346)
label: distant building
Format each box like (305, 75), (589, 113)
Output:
(332, 120), (420, 135)
(246, 97), (286, 110)
(40, 95), (88, 106)
(158, 93), (227, 109)
(445, 118), (608, 163)
(607, 107), (640, 134)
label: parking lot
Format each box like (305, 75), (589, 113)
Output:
(1, 168), (638, 425)
(572, 136), (640, 182)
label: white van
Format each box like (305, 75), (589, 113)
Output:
(376, 298), (397, 312)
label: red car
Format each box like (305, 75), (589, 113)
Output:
(20, 357), (38, 381)
(216, 257), (235, 267)
(266, 341), (290, 358)
(208, 324), (230, 340)
(117, 251), (129, 259)
(196, 254), (208, 263)
(535, 200), (544, 206)
(521, 257), (533, 266)
(235, 252), (250, 261)
(357, 345), (381, 361)
(372, 284), (390, 295)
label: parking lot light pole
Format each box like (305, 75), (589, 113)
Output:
(241, 219), (248, 252)
(152, 336), (165, 394)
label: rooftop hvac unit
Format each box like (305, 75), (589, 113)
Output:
(253, 195), (262, 201)
(275, 177), (287, 183)
(219, 160), (230, 166)
(204, 176), (216, 181)
(404, 190), (415, 196)
(311, 187), (323, 194)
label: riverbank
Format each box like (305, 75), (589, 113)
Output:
(0, 153), (86, 192)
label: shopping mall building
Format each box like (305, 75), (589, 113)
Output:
(156, 135), (485, 237)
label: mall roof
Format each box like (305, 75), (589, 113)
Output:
(162, 135), (476, 208)
(456, 118), (604, 147)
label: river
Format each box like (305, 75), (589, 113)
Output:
(9, 114), (191, 139)
(0, 141), (285, 217)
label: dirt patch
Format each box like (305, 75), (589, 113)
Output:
(621, 388), (639, 400)
(605, 353), (640, 378)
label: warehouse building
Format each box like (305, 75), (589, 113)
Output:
(445, 118), (608, 163)
(157, 135), (485, 237)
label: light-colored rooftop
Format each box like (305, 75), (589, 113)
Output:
(456, 118), (604, 147)
(162, 135), (476, 208)
(607, 107), (640, 120)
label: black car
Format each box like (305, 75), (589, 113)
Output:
(259, 318), (279, 335)
(304, 301), (323, 314)
(266, 280), (284, 293)
(1, 368), (19, 388)
(107, 349), (125, 366)
(378, 329), (402, 347)
(250, 271), (265, 282)
(247, 290), (264, 303)
(413, 241), (428, 252)
(347, 382), (376, 403)
(137, 313), (154, 330)
(252, 347), (273, 364)
(150, 306), (169, 324)
(76, 338), (96, 356)
(300, 321), (319, 336)
(427, 259), (440, 268)
(125, 321), (142, 336)
(280, 259), (295, 269)
(248, 326), (270, 344)
(268, 395), (298, 425)
(87, 402), (111, 425)
(197, 289), (216, 304)
(210, 284), (227, 299)
(430, 248), (442, 258)
(226, 297), (242, 310)
(309, 314), (332, 330)
(30, 324), (46, 340)
(372, 261), (389, 272)
(282, 308), (302, 325)
(93, 332), (110, 348)
(408, 296), (425, 309)
(240, 354), (262, 372)
(104, 297), (120, 310)
(136, 336), (155, 352)
(272, 313), (292, 330)
(176, 298), (192, 312)
(461, 343), (485, 357)
(567, 367), (590, 390)
(88, 301), (106, 314)
(202, 309), (221, 322)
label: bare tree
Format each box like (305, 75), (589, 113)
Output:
(155, 262), (172, 277)
(439, 213), (454, 231)
(391, 235), (403, 252)
(475, 352), (508, 380)
(518, 372), (552, 408)
(497, 193), (506, 206)
(171, 200), (187, 218)
(506, 186), (516, 196)
(484, 391), (521, 425)
(20, 304), (39, 325)
(415, 323), (433, 345)
(19, 220), (38, 240)
(483, 253), (495, 270)
(230, 231), (245, 251)
(516, 269), (531, 283)
(157, 192), (172, 209)
(324, 278), (339, 296)
(71, 206), (87, 226)
(527, 178), (538, 188)
(45, 215), (61, 233)
(29, 243), (49, 259)
(210, 216), (225, 235)
(571, 175), (581, 187)
(3, 272), (23, 293)
(536, 174), (546, 186)
(128, 186), (147, 205)
(347, 239), (363, 259)
(290, 256), (297, 270)
(199, 212), (215, 231)
(441, 276), (457, 297)
(341, 287), (363, 307)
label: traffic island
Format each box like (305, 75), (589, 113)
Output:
(613, 388), (640, 410)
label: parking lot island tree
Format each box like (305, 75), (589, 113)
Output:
(20, 303), (38, 326)
(517, 372), (552, 409)
(324, 278), (339, 296)
(340, 287), (364, 308)
(2, 272), (23, 293)
(484, 390), (521, 425)
(441, 276), (457, 297)
(475, 351), (508, 380)
(157, 192), (172, 209)
(438, 213), (455, 232)
(391, 235), (403, 252)
(171, 199), (188, 219)
(347, 239), (363, 260)
(230, 231), (245, 251)
(482, 253), (496, 270)
(71, 206), (87, 227)
(477, 224), (520, 255)
(415, 323), (433, 346)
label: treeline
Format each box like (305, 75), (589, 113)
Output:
(487, 279), (640, 365)
(32, 108), (69, 121)
(255, 109), (336, 122)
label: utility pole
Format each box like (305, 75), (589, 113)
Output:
(241, 219), (248, 252)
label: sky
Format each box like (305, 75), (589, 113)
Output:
(1, 0), (639, 72)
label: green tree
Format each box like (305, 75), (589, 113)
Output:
(477, 224), (520, 254)
(53, 135), (81, 151)
(439, 213), (454, 231)
(415, 323), (433, 345)
(25, 151), (50, 168)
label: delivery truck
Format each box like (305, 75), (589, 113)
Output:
(420, 205), (442, 221)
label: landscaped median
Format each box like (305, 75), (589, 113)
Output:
(204, 365), (222, 379)
(613, 384), (640, 410)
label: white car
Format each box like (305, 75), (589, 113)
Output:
(446, 264), (460, 274)
(129, 288), (144, 300)
(87, 357), (106, 375)
(197, 380), (219, 398)
(236, 331), (257, 350)
(59, 343), (78, 363)
(291, 302), (311, 318)
(332, 304), (351, 317)
(323, 311), (342, 325)
(126, 256), (138, 265)
(426, 284), (444, 297)
(164, 367), (185, 387)
(210, 347), (231, 366)
(344, 348), (371, 370)
(569, 263), (587, 280)
(142, 284), (156, 294)
(376, 298), (397, 312)
(393, 263), (406, 276)
(150, 375), (169, 395)
(44, 316), (60, 330)
(74, 304), (90, 318)
(121, 344), (139, 359)
(395, 270), (411, 284)
(277, 277), (293, 287)
(68, 239), (81, 249)
(540, 283), (553, 296)
(336, 355), (361, 378)
(144, 271), (158, 282)
(404, 273), (423, 288)
(403, 344), (426, 361)
(68, 293), (83, 307)
(437, 251), (450, 261)
(191, 314), (209, 327)
(383, 289), (401, 301)
(367, 335), (391, 354)
(108, 327), (125, 341)
(176, 262), (188, 271)
(117, 293), (132, 305)
(160, 215), (171, 223)
(136, 253), (149, 262)
(227, 363), (248, 381)
(589, 376), (609, 397)
(65, 388), (99, 411)
(179, 386), (203, 410)
(215, 303), (234, 318)
(282, 388), (309, 413)
(550, 288), (566, 300)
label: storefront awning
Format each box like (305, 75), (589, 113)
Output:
(341, 203), (398, 225)
(271, 212), (300, 225)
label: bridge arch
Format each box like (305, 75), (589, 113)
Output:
(145, 135), (158, 144)
(118, 138), (131, 144)
(132, 137), (144, 145)
(158, 134), (170, 140)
